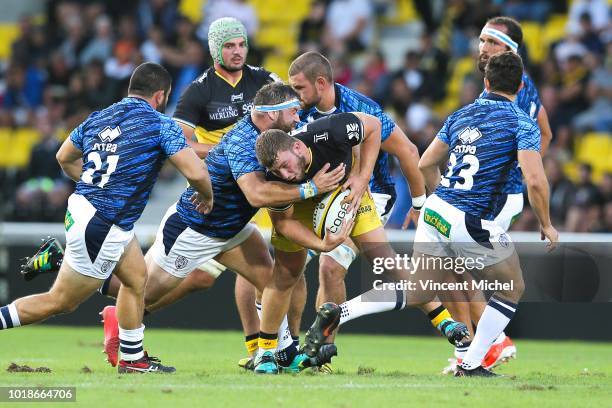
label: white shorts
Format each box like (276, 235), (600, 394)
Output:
(64, 194), (134, 280)
(413, 194), (514, 267)
(150, 203), (256, 278)
(321, 192), (394, 269)
(495, 193), (524, 232)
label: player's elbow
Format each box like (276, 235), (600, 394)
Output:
(243, 189), (265, 208)
(524, 172), (547, 193)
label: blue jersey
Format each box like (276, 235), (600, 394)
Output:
(299, 83), (397, 202)
(70, 97), (187, 230)
(176, 116), (262, 239)
(435, 93), (541, 220)
(480, 72), (541, 194)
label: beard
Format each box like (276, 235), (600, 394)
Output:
(273, 118), (296, 133)
(477, 54), (488, 73)
(156, 98), (168, 113)
(223, 60), (245, 72)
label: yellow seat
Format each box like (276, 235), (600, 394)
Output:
(520, 22), (544, 64)
(576, 133), (611, 169)
(0, 129), (12, 168)
(0, 24), (20, 60)
(542, 14), (568, 49)
(179, 0), (205, 24)
(383, 0), (417, 25)
(263, 55), (290, 80)
(7, 129), (39, 168)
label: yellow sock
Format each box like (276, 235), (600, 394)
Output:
(428, 305), (452, 330)
(244, 334), (258, 355)
(258, 332), (278, 351)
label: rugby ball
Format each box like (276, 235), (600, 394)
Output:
(313, 187), (356, 238)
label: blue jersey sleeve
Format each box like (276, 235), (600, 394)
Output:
(159, 118), (188, 157)
(516, 74), (541, 120)
(225, 132), (263, 180)
(516, 115), (541, 151)
(435, 118), (451, 145)
(69, 123), (84, 151)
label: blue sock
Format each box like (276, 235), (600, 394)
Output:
(292, 335), (299, 348)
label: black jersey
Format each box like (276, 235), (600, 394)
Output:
(174, 65), (280, 144)
(292, 113), (364, 183)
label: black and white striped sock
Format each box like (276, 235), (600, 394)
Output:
(461, 295), (517, 370)
(0, 304), (21, 330)
(119, 325), (145, 362)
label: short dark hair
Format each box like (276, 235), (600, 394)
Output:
(486, 16), (523, 48)
(253, 82), (299, 107)
(128, 62), (172, 97)
(485, 51), (523, 95)
(255, 129), (296, 168)
(289, 51), (333, 83)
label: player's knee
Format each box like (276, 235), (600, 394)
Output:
(186, 269), (217, 291)
(50, 293), (80, 314)
(319, 258), (347, 287)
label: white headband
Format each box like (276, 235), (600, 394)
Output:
(254, 98), (301, 112)
(482, 27), (518, 53)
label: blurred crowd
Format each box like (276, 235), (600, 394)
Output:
(0, 0), (610, 233)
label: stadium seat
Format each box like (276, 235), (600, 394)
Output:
(0, 24), (20, 60)
(7, 128), (40, 168)
(576, 132), (612, 178)
(179, 0), (205, 23)
(382, 0), (417, 25)
(520, 22), (544, 63)
(263, 54), (290, 80)
(0, 129), (11, 168)
(542, 14), (568, 49)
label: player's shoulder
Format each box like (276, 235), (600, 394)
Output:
(225, 116), (257, 140)
(337, 83), (380, 110)
(193, 66), (214, 84)
(244, 64), (282, 82)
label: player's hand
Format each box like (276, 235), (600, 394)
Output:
(312, 163), (346, 194)
(402, 207), (420, 229)
(320, 212), (355, 252)
(540, 224), (559, 252)
(190, 192), (213, 214)
(342, 175), (368, 213)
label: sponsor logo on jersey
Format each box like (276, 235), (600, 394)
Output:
(93, 142), (118, 153)
(242, 102), (253, 113)
(357, 204), (372, 215)
(65, 210), (74, 231)
(209, 105), (239, 120)
(458, 126), (482, 144)
(98, 126), (122, 143)
(424, 208), (451, 238)
(346, 123), (360, 141)
(231, 93), (244, 102)
(313, 132), (328, 142)
(498, 233), (510, 248)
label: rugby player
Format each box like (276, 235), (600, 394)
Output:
(253, 112), (470, 374)
(286, 53), (427, 368)
(93, 83), (348, 373)
(416, 51), (558, 376)
(1, 63), (214, 373)
(443, 16), (554, 373)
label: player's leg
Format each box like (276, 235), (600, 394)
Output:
(111, 238), (175, 373)
(2, 261), (101, 329)
(457, 251), (524, 377)
(288, 273), (307, 345)
(143, 267), (217, 313)
(254, 248), (307, 374)
(234, 274), (260, 358)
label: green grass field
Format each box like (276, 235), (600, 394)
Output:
(0, 326), (610, 407)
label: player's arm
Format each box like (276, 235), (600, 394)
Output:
(516, 119), (558, 250)
(536, 107), (552, 156)
(343, 112), (381, 211)
(176, 122), (215, 159)
(236, 165), (345, 208)
(268, 206), (353, 253)
(170, 148), (214, 213)
(517, 150), (558, 250)
(381, 126), (427, 228)
(56, 138), (83, 182)
(418, 138), (449, 193)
